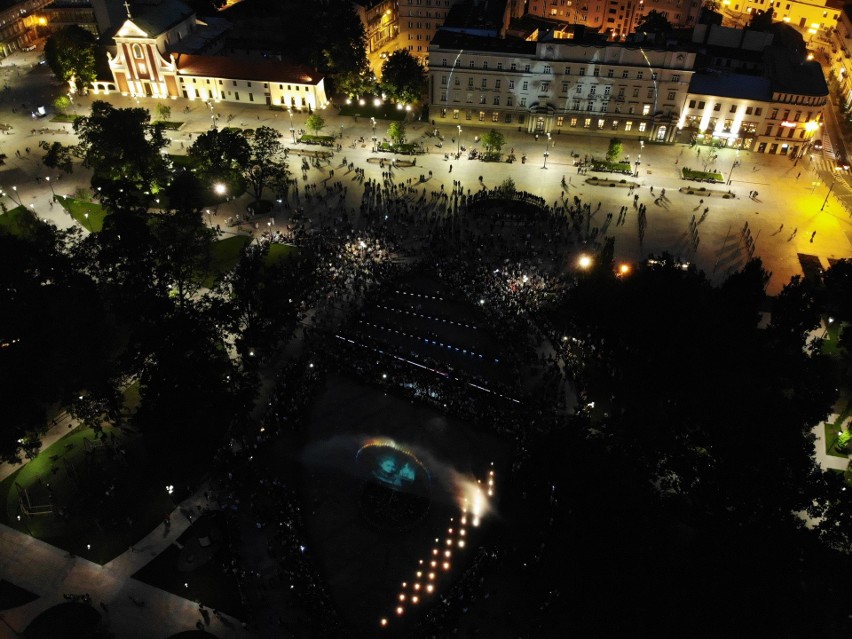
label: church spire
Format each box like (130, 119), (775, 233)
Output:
(123, 0), (132, 19)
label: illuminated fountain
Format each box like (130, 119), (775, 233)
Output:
(356, 438), (433, 531)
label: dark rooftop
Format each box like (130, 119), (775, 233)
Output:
(430, 29), (536, 55)
(174, 53), (321, 85)
(765, 47), (828, 96)
(688, 72), (771, 100)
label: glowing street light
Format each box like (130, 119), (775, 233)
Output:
(45, 176), (55, 198)
(288, 108), (295, 143)
(578, 254), (592, 269)
(457, 124), (461, 156)
(542, 132), (552, 169)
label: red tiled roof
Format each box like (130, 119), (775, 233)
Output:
(174, 54), (321, 85)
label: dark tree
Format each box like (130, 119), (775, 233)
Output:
(0, 226), (114, 461)
(635, 9), (673, 34)
(44, 25), (97, 91)
(187, 127), (250, 190)
(153, 208), (215, 308)
(381, 50), (426, 104)
(244, 126), (287, 204)
(749, 7), (775, 30)
(73, 101), (171, 211)
(41, 141), (75, 174)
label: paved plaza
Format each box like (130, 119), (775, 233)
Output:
(3, 52), (852, 295)
(2, 44), (852, 638)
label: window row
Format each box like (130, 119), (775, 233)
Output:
(438, 58), (681, 82)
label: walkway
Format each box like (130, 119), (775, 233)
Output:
(0, 484), (256, 638)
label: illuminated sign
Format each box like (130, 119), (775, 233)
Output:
(780, 121), (797, 128)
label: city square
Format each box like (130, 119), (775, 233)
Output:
(1, 0), (852, 638)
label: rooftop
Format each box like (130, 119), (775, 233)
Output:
(127, 0), (194, 37)
(765, 47), (828, 96)
(688, 72), (772, 100)
(430, 30), (536, 55)
(173, 53), (321, 85)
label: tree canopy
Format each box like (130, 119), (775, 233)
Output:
(72, 101), (171, 211)
(635, 10), (673, 34)
(244, 126), (287, 204)
(44, 25), (97, 91)
(381, 50), (426, 104)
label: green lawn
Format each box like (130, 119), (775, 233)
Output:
(264, 243), (299, 267)
(153, 120), (184, 130)
(56, 196), (108, 232)
(202, 235), (252, 288)
(50, 114), (79, 124)
(168, 154), (197, 170)
(0, 206), (42, 237)
(682, 167), (724, 182)
(591, 160), (633, 174)
(821, 320), (846, 356)
(300, 134), (335, 146)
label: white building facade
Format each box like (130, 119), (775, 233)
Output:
(428, 32), (697, 142)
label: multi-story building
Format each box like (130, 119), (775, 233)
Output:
(826, 4), (852, 107)
(428, 29), (697, 141)
(525, 0), (704, 40)
(397, 0), (467, 63)
(0, 0), (51, 57)
(92, 0), (328, 110)
(352, 0), (397, 53)
(40, 0), (97, 36)
(675, 19), (827, 154)
(722, 0), (841, 31)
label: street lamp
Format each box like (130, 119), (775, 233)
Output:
(10, 185), (22, 207)
(542, 132), (552, 169)
(213, 182), (227, 198)
(821, 178), (836, 211)
(288, 108), (295, 143)
(457, 125), (461, 157)
(45, 176), (54, 198)
(371, 117), (377, 147)
(727, 158), (740, 185)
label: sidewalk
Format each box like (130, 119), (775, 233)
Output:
(0, 483), (256, 639)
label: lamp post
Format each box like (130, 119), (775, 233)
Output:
(288, 108), (295, 143)
(821, 178), (836, 211)
(457, 124), (462, 157)
(45, 175), (54, 198)
(10, 185), (23, 207)
(371, 117), (377, 148)
(542, 132), (552, 169)
(727, 158), (740, 185)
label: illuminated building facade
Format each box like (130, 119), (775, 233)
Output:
(525, 0), (704, 39)
(93, 0), (328, 109)
(352, 0), (398, 53)
(0, 0), (51, 57)
(429, 29), (696, 141)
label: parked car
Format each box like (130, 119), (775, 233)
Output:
(813, 139), (823, 150)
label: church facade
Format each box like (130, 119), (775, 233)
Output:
(92, 1), (328, 110)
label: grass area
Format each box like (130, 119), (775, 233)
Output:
(377, 141), (422, 155)
(339, 100), (407, 121)
(682, 167), (724, 182)
(264, 243), (299, 267)
(50, 114), (79, 124)
(0, 421), (199, 564)
(824, 420), (849, 458)
(300, 134), (335, 146)
(55, 196), (108, 232)
(168, 154), (197, 170)
(132, 512), (245, 617)
(0, 206), (42, 238)
(821, 320), (846, 356)
(153, 120), (184, 130)
(202, 235), (251, 288)
(590, 160), (633, 174)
